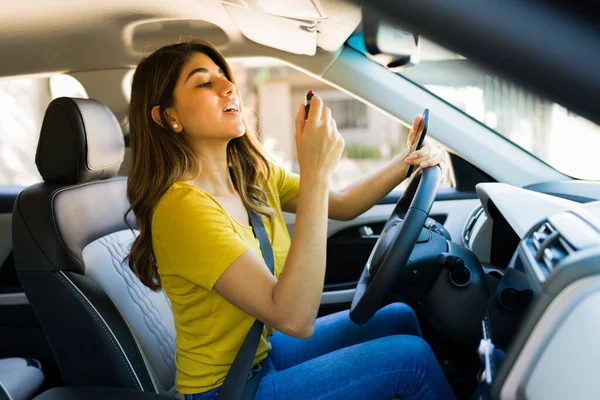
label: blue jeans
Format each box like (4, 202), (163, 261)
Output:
(185, 303), (456, 400)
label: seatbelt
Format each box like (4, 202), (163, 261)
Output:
(217, 208), (274, 400)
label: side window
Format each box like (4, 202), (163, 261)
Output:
(0, 75), (88, 186)
(229, 59), (454, 191)
(0, 78), (49, 186)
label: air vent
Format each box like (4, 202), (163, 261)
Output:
(532, 222), (573, 274)
(532, 222), (556, 250)
(463, 206), (484, 245)
(541, 238), (571, 271)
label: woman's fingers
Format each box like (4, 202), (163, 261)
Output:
(295, 103), (306, 138)
(407, 114), (423, 148)
(418, 149), (444, 168)
(331, 117), (344, 150)
(404, 143), (431, 163)
(404, 144), (443, 168)
(307, 95), (323, 123)
(321, 106), (332, 126)
(296, 95), (345, 178)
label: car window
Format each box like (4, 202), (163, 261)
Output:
(3, 66), (454, 190)
(228, 58), (455, 191)
(393, 38), (600, 181)
(0, 77), (48, 186)
(404, 62), (600, 181)
(346, 32), (600, 181)
(0, 75), (88, 186)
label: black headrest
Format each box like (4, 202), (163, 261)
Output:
(35, 97), (125, 185)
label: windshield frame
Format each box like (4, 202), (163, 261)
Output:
(346, 32), (599, 181)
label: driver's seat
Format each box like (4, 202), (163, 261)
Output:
(12, 97), (177, 396)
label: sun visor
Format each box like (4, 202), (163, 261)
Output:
(223, 3), (318, 55)
(315, 1), (361, 52)
(127, 19), (230, 53)
(222, 0), (359, 55)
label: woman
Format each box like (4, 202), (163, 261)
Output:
(125, 40), (455, 400)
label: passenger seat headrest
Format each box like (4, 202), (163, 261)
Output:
(36, 97), (125, 185)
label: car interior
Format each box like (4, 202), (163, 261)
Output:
(1, 1), (599, 399)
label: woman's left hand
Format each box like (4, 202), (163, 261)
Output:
(403, 114), (445, 169)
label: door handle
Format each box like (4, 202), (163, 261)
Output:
(358, 226), (380, 239)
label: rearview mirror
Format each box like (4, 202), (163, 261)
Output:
(362, 9), (420, 71)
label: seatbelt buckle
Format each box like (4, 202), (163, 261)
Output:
(247, 362), (263, 380)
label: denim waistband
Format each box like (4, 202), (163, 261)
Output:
(184, 358), (275, 400)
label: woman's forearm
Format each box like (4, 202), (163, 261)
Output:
(272, 174), (330, 337)
(338, 148), (410, 220)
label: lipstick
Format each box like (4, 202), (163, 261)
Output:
(305, 90), (314, 119)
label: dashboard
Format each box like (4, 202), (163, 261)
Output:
(463, 183), (583, 268)
(462, 183), (600, 399)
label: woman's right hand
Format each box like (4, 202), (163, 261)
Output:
(294, 95), (345, 181)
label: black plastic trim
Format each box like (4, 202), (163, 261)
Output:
(0, 251), (20, 290)
(323, 281), (358, 292)
(0, 384), (9, 400)
(525, 180), (600, 203)
(0, 186), (23, 213)
(449, 153), (495, 192)
(354, 0), (600, 126)
(381, 187), (477, 205)
(34, 387), (172, 400)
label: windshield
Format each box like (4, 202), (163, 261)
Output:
(349, 34), (600, 181)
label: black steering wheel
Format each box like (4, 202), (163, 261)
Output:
(349, 166), (442, 325)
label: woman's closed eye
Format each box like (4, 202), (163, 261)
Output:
(197, 81), (211, 88)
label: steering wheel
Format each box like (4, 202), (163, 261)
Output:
(349, 166), (442, 325)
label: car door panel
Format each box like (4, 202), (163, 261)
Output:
(0, 186), (62, 387)
(0, 186), (24, 295)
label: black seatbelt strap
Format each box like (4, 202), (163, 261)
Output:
(217, 208), (274, 400)
(247, 209), (275, 273)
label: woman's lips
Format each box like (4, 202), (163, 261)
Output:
(222, 100), (239, 113)
(223, 109), (241, 117)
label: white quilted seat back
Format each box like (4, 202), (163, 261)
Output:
(82, 229), (176, 396)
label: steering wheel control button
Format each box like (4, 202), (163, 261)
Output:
(416, 229), (431, 243)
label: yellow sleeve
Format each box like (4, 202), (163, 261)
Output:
(270, 162), (300, 206)
(153, 186), (249, 290)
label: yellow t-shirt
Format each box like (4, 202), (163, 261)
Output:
(152, 162), (300, 394)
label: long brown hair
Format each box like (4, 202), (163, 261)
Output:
(125, 40), (275, 291)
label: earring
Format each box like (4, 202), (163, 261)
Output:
(172, 123), (179, 129)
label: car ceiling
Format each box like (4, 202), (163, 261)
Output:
(0, 0), (361, 79)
